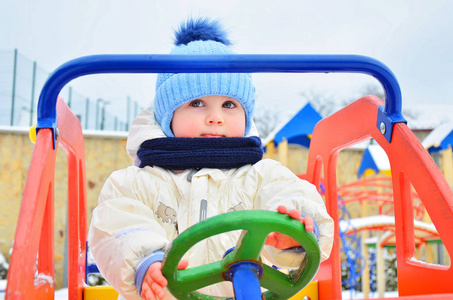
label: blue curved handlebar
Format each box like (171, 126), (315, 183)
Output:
(37, 54), (406, 146)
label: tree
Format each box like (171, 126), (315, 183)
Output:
(253, 104), (282, 140)
(301, 90), (339, 118)
(361, 84), (419, 121)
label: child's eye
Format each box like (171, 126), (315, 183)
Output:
(223, 101), (236, 109)
(189, 99), (204, 107)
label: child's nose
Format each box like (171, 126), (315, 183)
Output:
(206, 110), (224, 125)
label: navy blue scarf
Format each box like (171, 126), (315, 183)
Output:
(137, 136), (263, 170)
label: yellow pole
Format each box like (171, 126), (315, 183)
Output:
(361, 242), (370, 298)
(278, 138), (288, 167)
(442, 145), (453, 187)
(377, 233), (385, 298)
(361, 202), (370, 299)
(425, 242), (434, 264)
(265, 142), (275, 160)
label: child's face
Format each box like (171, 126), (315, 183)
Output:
(171, 95), (246, 138)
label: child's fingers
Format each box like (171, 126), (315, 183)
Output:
(148, 264), (167, 287)
(288, 209), (303, 221)
(141, 279), (166, 300)
(265, 232), (277, 247)
(302, 216), (314, 232)
(277, 205), (288, 214)
(151, 282), (166, 299)
(150, 272), (167, 288)
(266, 232), (300, 249)
(278, 206), (303, 222)
(177, 259), (189, 270)
(141, 283), (157, 300)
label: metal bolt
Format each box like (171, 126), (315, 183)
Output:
(380, 122), (386, 134)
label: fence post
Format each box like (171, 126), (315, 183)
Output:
(10, 49), (18, 126)
(126, 96), (131, 131)
(134, 100), (138, 118)
(30, 61), (37, 126)
(68, 86), (72, 108)
(85, 98), (90, 129)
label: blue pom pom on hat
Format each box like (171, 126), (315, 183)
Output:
(154, 18), (255, 137)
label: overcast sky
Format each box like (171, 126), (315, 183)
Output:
(2, 0), (453, 126)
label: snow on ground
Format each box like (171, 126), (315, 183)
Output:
(0, 284), (400, 300)
(0, 280), (5, 300)
(0, 282), (68, 300)
(342, 290), (399, 299)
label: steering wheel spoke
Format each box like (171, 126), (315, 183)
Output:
(260, 264), (295, 296)
(233, 230), (269, 261)
(172, 261), (225, 293)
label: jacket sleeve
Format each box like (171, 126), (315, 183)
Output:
(87, 167), (170, 300)
(252, 159), (334, 269)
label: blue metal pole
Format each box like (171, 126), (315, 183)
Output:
(225, 262), (263, 300)
(36, 54), (405, 147)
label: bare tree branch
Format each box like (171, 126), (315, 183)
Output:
(253, 105), (282, 140)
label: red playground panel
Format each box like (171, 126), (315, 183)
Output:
(307, 95), (453, 299)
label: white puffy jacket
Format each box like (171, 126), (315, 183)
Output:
(87, 109), (334, 300)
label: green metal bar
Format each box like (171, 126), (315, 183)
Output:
(10, 49), (18, 126)
(30, 61), (37, 126)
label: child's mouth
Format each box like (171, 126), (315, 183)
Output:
(201, 134), (224, 138)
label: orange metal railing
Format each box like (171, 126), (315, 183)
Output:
(6, 98), (87, 300)
(307, 95), (453, 299)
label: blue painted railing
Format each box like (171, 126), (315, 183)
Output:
(37, 54), (406, 147)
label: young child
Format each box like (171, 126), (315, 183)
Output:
(88, 18), (334, 300)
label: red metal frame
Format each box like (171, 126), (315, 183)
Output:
(337, 176), (425, 220)
(307, 95), (453, 299)
(6, 98), (87, 300)
(6, 94), (453, 299)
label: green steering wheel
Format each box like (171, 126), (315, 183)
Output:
(161, 210), (321, 300)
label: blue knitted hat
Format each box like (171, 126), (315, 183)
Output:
(154, 18), (255, 137)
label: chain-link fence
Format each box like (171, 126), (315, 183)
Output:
(0, 49), (142, 131)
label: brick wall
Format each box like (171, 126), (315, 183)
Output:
(0, 128), (131, 288)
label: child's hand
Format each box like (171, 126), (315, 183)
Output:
(141, 259), (188, 300)
(265, 205), (314, 249)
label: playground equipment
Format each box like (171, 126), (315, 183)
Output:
(423, 122), (453, 187)
(263, 103), (322, 171)
(337, 195), (364, 295)
(338, 176), (425, 222)
(304, 181), (364, 295)
(357, 144), (391, 178)
(264, 102), (323, 149)
(5, 54), (453, 299)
